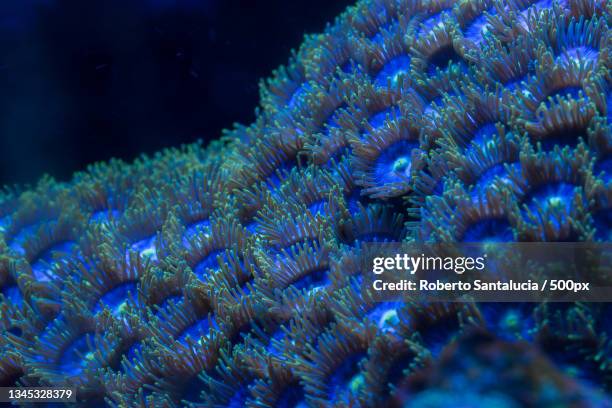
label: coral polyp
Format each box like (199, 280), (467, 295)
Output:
(1, 0), (611, 406)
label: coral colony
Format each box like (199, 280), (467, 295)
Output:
(1, 0), (611, 406)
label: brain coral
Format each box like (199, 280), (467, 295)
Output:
(1, 0), (611, 406)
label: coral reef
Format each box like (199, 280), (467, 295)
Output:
(1, 0), (611, 406)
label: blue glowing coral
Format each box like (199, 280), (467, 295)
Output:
(1, 0), (612, 406)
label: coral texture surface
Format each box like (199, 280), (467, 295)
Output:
(1, 0), (611, 406)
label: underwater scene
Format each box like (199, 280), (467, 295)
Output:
(0, 0), (611, 406)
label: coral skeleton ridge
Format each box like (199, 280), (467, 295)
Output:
(1, 0), (611, 406)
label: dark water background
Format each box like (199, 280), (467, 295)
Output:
(0, 0), (353, 186)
